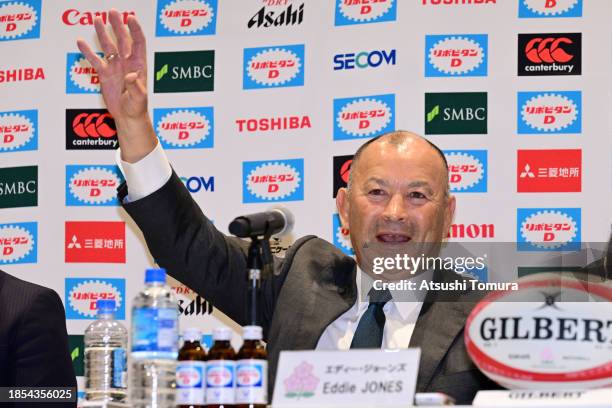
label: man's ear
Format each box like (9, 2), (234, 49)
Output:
(336, 187), (350, 230)
(443, 194), (456, 238)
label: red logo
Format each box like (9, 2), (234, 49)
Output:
(447, 223), (495, 239)
(65, 221), (125, 263)
(61, 9), (135, 26)
(0, 67), (44, 83)
(72, 112), (116, 138)
(236, 115), (311, 132)
(517, 149), (581, 192)
(525, 37), (573, 64)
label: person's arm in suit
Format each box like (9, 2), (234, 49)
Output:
(10, 287), (76, 389)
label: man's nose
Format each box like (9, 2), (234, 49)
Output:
(382, 193), (406, 222)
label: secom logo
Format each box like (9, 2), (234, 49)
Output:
(243, 44), (304, 89)
(426, 34), (487, 77)
(0, 109), (37, 152)
(65, 278), (126, 320)
(243, 159), (304, 203)
(517, 207), (580, 251)
(0, 0), (40, 41)
(0, 222), (37, 265)
(156, 0), (217, 37)
(66, 165), (124, 206)
(66, 52), (100, 93)
(335, 0), (396, 26)
(519, 0), (582, 18)
(517, 91), (581, 134)
(333, 213), (354, 256)
(334, 94), (395, 140)
(154, 107), (214, 149)
(443, 150), (487, 193)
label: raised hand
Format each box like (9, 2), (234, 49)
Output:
(76, 9), (157, 163)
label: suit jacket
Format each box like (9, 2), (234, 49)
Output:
(0, 270), (76, 406)
(121, 172), (498, 404)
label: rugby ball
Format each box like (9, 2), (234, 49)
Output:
(465, 272), (612, 389)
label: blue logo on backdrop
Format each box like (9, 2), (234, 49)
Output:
(155, 0), (218, 37)
(65, 278), (126, 320)
(334, 0), (396, 26)
(0, 0), (41, 41)
(0, 222), (37, 265)
(333, 49), (396, 70)
(180, 176), (215, 193)
(243, 159), (304, 203)
(425, 34), (488, 77)
(66, 52), (101, 94)
(153, 107), (214, 149)
(517, 91), (581, 134)
(66, 165), (124, 206)
(0, 109), (38, 152)
(333, 94), (395, 141)
(332, 214), (354, 256)
(243, 44), (305, 89)
(518, 0), (582, 18)
(443, 150), (487, 193)
(517, 208), (581, 251)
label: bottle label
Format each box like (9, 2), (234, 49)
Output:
(236, 359), (268, 404)
(206, 360), (235, 404)
(112, 348), (127, 388)
(131, 307), (178, 354)
(176, 361), (206, 404)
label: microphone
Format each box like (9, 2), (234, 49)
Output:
(229, 207), (294, 238)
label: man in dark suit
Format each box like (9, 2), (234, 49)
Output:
(0, 270), (76, 405)
(77, 10), (498, 404)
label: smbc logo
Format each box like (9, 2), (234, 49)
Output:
(425, 92), (487, 135)
(154, 50), (215, 93)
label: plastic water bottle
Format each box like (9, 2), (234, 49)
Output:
(130, 268), (179, 408)
(84, 299), (128, 402)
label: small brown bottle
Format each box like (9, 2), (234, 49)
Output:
(177, 328), (207, 408)
(206, 327), (236, 408)
(235, 326), (267, 408)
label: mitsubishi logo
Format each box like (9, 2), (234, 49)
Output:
(67, 235), (81, 249)
(520, 163), (535, 178)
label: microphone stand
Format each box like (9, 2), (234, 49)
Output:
(245, 231), (274, 326)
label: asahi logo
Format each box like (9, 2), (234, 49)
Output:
(66, 109), (118, 150)
(425, 92), (487, 135)
(518, 91), (580, 134)
(66, 165), (124, 206)
(156, 0), (217, 36)
(518, 33), (581, 76)
(517, 208), (580, 251)
(333, 94), (395, 140)
(0, 222), (37, 265)
(425, 34), (487, 77)
(154, 50), (215, 93)
(248, 1), (304, 28)
(173, 285), (213, 316)
(243, 44), (304, 89)
(65, 278), (126, 319)
(62, 9), (134, 26)
(66, 52), (99, 93)
(0, 109), (37, 152)
(519, 0), (582, 18)
(0, 165), (37, 208)
(335, 0), (397, 26)
(236, 115), (311, 133)
(0, 0), (41, 41)
(243, 159), (304, 203)
(443, 150), (487, 193)
(154, 107), (214, 149)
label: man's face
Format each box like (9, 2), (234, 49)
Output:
(336, 137), (455, 280)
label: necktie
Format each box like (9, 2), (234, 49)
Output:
(350, 288), (392, 349)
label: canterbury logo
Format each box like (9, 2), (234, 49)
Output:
(72, 113), (116, 138)
(525, 37), (573, 64)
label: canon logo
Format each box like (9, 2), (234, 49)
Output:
(62, 9), (135, 26)
(448, 223), (494, 239)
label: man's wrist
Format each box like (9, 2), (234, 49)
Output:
(116, 114), (158, 163)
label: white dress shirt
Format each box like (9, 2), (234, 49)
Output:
(116, 143), (429, 349)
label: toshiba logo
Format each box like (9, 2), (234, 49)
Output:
(236, 115), (311, 132)
(61, 9), (134, 26)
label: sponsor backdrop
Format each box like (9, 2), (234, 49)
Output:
(1, 0), (611, 391)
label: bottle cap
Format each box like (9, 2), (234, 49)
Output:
(96, 299), (116, 314)
(183, 327), (202, 343)
(213, 326), (232, 341)
(145, 268), (166, 284)
(242, 325), (263, 340)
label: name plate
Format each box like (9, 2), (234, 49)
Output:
(473, 389), (612, 407)
(272, 349), (420, 408)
